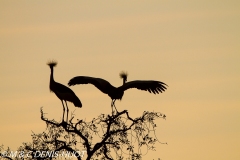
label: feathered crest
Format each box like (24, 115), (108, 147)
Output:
(119, 71), (128, 80)
(47, 60), (57, 68)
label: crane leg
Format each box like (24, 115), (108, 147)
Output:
(111, 101), (114, 115)
(113, 100), (118, 113)
(111, 99), (118, 115)
(65, 101), (69, 123)
(61, 100), (65, 122)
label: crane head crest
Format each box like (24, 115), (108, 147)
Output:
(47, 60), (58, 68)
(119, 71), (128, 80)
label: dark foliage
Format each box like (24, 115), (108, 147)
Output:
(1, 108), (166, 160)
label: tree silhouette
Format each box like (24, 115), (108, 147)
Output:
(1, 107), (166, 160)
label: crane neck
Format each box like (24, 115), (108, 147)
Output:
(50, 67), (55, 82)
(122, 78), (127, 84)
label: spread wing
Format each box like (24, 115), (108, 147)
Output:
(68, 76), (115, 94)
(119, 80), (167, 94)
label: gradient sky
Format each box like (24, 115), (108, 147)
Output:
(0, 1), (240, 159)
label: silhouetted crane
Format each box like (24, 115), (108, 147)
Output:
(47, 61), (82, 122)
(68, 71), (167, 113)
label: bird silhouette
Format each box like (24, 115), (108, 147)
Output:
(68, 71), (167, 113)
(47, 61), (82, 122)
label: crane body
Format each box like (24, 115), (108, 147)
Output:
(68, 72), (167, 113)
(48, 61), (82, 122)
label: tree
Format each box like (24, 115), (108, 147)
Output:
(0, 107), (166, 160)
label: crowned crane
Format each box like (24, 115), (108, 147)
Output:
(47, 61), (82, 122)
(68, 72), (167, 113)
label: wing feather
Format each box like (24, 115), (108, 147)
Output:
(68, 76), (115, 94)
(119, 80), (167, 94)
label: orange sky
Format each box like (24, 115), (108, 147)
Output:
(0, 1), (240, 159)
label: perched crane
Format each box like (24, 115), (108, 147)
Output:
(47, 61), (82, 122)
(68, 71), (167, 113)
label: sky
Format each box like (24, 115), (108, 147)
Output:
(0, 0), (240, 159)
